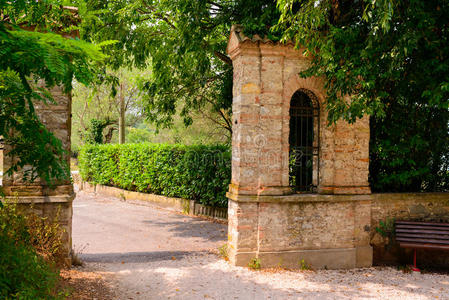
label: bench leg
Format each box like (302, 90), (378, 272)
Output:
(412, 249), (420, 272)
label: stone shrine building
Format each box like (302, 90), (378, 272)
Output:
(225, 25), (373, 269)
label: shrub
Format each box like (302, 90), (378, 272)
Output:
(0, 200), (60, 299)
(218, 244), (229, 261)
(26, 206), (65, 265)
(248, 258), (261, 270)
(79, 143), (231, 207)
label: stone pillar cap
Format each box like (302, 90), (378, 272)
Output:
(227, 25), (301, 59)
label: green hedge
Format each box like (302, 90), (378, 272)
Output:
(79, 143), (231, 207)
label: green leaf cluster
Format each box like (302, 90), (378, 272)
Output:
(83, 118), (115, 144)
(277, 0), (449, 191)
(79, 143), (231, 207)
(0, 1), (105, 183)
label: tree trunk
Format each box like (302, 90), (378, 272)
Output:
(119, 82), (125, 144)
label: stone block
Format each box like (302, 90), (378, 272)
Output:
(258, 248), (357, 270)
(229, 251), (257, 267)
(356, 246), (373, 268)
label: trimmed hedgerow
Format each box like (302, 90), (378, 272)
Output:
(79, 143), (231, 207)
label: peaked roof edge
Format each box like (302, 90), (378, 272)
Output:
(227, 25), (297, 56)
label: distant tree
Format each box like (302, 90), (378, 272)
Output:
(72, 67), (145, 147)
(0, 1), (105, 183)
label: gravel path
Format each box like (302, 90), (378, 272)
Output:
(73, 190), (449, 300)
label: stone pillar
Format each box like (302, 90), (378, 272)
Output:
(227, 32), (292, 197)
(1, 85), (74, 265)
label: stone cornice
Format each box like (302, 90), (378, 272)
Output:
(227, 25), (305, 60)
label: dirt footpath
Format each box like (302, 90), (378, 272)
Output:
(72, 190), (449, 300)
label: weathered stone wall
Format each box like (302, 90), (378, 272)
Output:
(227, 193), (373, 269)
(17, 198), (73, 265)
(371, 193), (449, 228)
(2, 85), (72, 189)
(1, 85), (74, 265)
(370, 193), (449, 267)
(227, 192), (449, 269)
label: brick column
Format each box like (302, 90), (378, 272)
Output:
(226, 27), (293, 265)
(2, 85), (74, 265)
(227, 33), (291, 197)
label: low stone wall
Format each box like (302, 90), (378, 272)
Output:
(15, 194), (74, 267)
(371, 193), (449, 267)
(79, 181), (228, 221)
(226, 192), (449, 269)
(227, 193), (373, 269)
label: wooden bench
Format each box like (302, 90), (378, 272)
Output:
(395, 220), (449, 271)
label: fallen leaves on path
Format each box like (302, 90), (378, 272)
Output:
(59, 267), (116, 299)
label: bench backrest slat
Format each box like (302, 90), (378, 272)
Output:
(396, 229), (449, 235)
(396, 220), (449, 226)
(396, 225), (449, 231)
(396, 233), (449, 240)
(395, 220), (449, 250)
(396, 237), (449, 245)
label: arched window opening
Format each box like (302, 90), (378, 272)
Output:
(289, 89), (320, 192)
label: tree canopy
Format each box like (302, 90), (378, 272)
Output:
(77, 0), (280, 133)
(277, 0), (449, 191)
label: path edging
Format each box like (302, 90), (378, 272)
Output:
(78, 181), (228, 221)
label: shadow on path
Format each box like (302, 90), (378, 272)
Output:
(141, 218), (226, 242)
(80, 251), (206, 263)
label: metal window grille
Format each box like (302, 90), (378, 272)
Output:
(289, 89), (320, 192)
